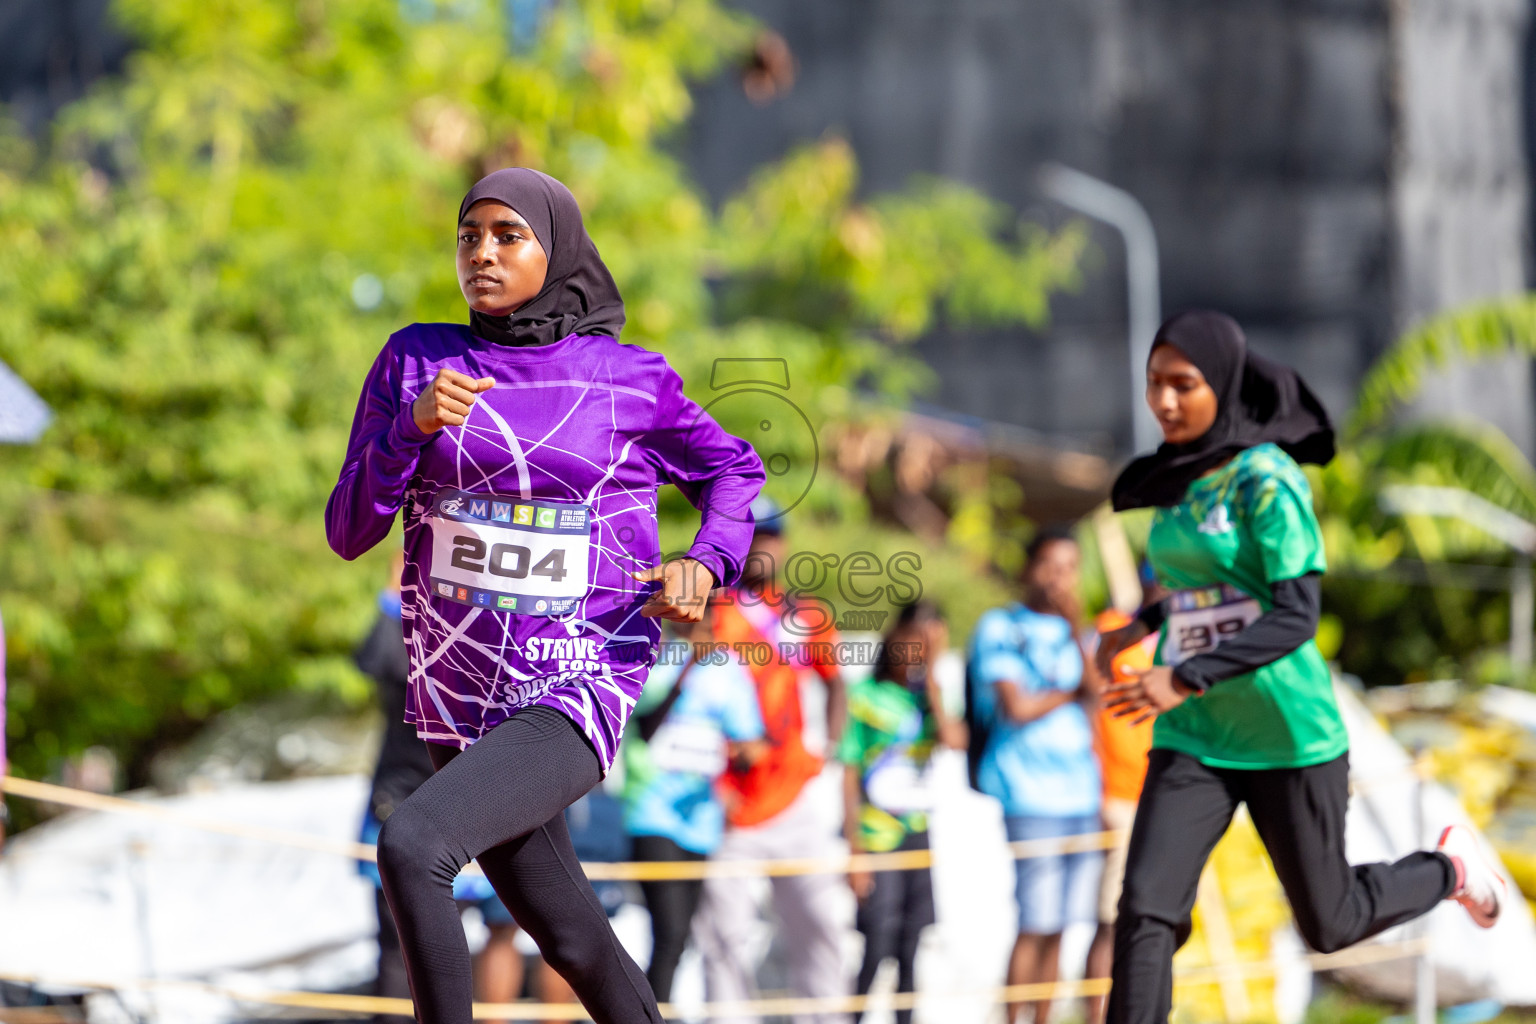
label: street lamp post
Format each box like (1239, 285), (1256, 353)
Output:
(1037, 164), (1162, 455)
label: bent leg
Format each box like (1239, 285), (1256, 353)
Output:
(1107, 751), (1239, 1024)
(480, 812), (662, 1024)
(373, 887), (414, 1024)
(378, 706), (653, 1024)
(1246, 754), (1455, 954)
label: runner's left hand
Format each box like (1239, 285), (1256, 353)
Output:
(633, 558), (716, 622)
(1103, 665), (1192, 725)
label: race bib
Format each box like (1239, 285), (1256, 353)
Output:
(427, 488), (592, 616)
(1160, 583), (1262, 667)
(864, 750), (934, 815)
(648, 719), (728, 777)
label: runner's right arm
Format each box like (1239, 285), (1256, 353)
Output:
(326, 341), (490, 560)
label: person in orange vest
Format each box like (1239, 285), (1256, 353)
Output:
(1083, 584), (1161, 1024)
(692, 496), (850, 1024)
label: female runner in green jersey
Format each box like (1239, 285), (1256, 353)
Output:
(1096, 310), (1503, 1024)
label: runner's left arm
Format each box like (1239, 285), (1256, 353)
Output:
(641, 363), (765, 588)
(1173, 466), (1328, 693)
(1171, 574), (1321, 693)
(326, 339), (432, 560)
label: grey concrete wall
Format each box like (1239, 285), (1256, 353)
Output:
(0, 0), (129, 134)
(1394, 0), (1533, 448)
(684, 0), (1533, 454)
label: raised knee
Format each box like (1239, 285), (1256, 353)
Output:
(376, 806), (453, 884)
(539, 932), (604, 981)
(1298, 921), (1350, 955)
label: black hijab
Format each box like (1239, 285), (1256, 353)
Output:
(458, 168), (625, 347)
(1110, 310), (1335, 510)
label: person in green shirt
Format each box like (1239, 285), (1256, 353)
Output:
(838, 601), (965, 1024)
(1095, 310), (1504, 1024)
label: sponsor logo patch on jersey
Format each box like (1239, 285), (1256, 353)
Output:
(1197, 504), (1234, 536)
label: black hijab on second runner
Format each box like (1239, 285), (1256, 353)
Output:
(1110, 310), (1336, 511)
(458, 168), (626, 347)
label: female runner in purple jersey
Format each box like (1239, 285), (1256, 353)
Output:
(327, 168), (765, 1024)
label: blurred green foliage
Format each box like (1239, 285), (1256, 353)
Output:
(1313, 297), (1536, 688)
(0, 0), (1080, 783)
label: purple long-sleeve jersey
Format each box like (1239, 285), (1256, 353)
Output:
(327, 325), (764, 770)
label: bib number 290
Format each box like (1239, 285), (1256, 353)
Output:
(449, 536), (567, 583)
(1174, 615), (1247, 658)
(1161, 586), (1262, 667)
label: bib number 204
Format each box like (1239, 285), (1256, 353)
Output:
(449, 535), (568, 583)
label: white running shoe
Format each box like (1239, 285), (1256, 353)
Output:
(1438, 824), (1505, 928)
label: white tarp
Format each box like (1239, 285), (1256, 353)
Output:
(0, 775), (379, 1020)
(1334, 680), (1536, 1006)
(0, 359), (51, 443)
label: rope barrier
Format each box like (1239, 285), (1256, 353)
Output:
(0, 776), (379, 862)
(0, 939), (1429, 1019)
(0, 774), (1125, 879)
(1, 764), (1427, 880)
(0, 774), (1441, 1018)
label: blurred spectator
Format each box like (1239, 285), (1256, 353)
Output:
(356, 555), (435, 1024)
(622, 602), (765, 1002)
(838, 602), (965, 1024)
(968, 527), (1104, 1024)
(1083, 593), (1161, 1024)
(695, 495), (849, 1024)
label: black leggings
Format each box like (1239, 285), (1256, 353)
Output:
(1108, 750), (1455, 1024)
(373, 887), (414, 1024)
(376, 706), (663, 1024)
(632, 834), (706, 1003)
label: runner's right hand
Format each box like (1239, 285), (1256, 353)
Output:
(1094, 620), (1149, 678)
(412, 368), (495, 434)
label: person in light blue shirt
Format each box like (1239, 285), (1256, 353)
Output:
(969, 526), (1103, 1024)
(622, 603), (765, 1001)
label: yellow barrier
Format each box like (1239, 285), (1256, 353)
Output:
(0, 773), (1439, 1019)
(1, 766), (1424, 879)
(0, 938), (1427, 1020)
(0, 774), (1124, 879)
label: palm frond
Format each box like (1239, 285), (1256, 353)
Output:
(1349, 295), (1536, 435)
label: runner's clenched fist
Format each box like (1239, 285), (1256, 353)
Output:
(413, 368), (495, 434)
(632, 558), (717, 622)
